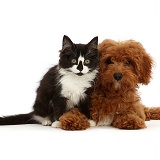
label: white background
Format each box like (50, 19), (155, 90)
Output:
(0, 0), (160, 160)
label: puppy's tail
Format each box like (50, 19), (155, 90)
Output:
(144, 107), (160, 120)
(0, 112), (38, 125)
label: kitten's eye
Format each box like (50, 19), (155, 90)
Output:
(84, 59), (90, 64)
(71, 59), (77, 64)
(124, 60), (131, 66)
(106, 59), (114, 65)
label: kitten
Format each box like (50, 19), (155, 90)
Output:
(0, 35), (99, 128)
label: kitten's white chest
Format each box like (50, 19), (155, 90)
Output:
(59, 69), (97, 109)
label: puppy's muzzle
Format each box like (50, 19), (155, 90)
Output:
(113, 73), (123, 81)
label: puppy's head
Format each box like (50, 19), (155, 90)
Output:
(98, 39), (153, 94)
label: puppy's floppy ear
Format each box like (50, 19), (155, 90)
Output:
(139, 52), (153, 85)
(132, 41), (154, 85)
(98, 39), (117, 57)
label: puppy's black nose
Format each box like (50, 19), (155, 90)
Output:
(113, 73), (123, 81)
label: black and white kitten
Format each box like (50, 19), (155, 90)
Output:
(0, 35), (99, 127)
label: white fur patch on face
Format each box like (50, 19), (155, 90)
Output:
(114, 81), (121, 90)
(59, 68), (98, 110)
(70, 55), (89, 74)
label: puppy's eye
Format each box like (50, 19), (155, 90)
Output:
(106, 59), (114, 65)
(124, 61), (131, 66)
(71, 59), (77, 64)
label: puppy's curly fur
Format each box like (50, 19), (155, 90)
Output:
(59, 39), (160, 130)
(91, 39), (160, 129)
(59, 108), (90, 130)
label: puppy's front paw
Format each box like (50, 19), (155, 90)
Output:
(59, 108), (90, 130)
(113, 114), (146, 129)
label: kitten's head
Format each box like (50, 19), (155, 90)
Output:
(59, 35), (99, 76)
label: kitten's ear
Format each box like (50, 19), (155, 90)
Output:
(62, 35), (74, 49)
(87, 36), (98, 49)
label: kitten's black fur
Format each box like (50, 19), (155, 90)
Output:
(0, 35), (99, 126)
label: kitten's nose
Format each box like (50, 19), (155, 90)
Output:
(113, 73), (123, 81)
(77, 61), (83, 71)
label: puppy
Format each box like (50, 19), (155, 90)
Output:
(91, 39), (160, 129)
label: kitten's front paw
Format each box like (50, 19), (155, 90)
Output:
(51, 121), (61, 128)
(42, 120), (52, 126)
(88, 120), (96, 127)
